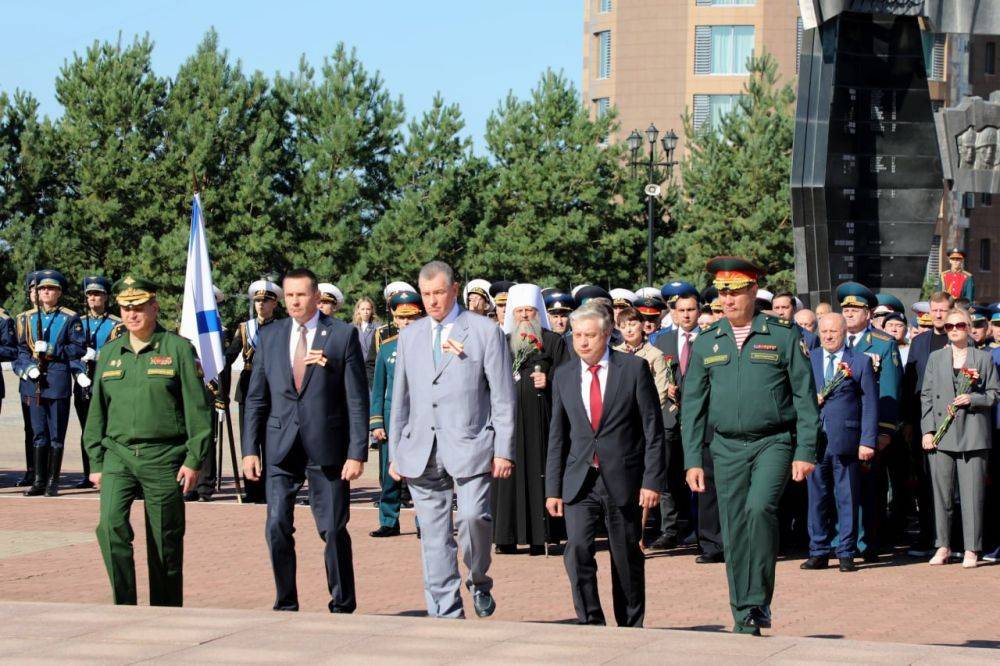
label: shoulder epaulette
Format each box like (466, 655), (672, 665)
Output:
(0, 308), (8, 320)
(765, 315), (792, 328)
(109, 314), (122, 322)
(381, 334), (399, 346)
(20, 307), (38, 316)
(700, 322), (721, 336)
(107, 322), (126, 341)
(869, 329), (892, 342)
(59, 306), (76, 316)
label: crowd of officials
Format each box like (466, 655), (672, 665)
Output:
(2, 246), (998, 635)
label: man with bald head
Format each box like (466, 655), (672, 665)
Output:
(801, 313), (878, 572)
(794, 309), (817, 334)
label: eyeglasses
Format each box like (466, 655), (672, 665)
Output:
(943, 322), (969, 331)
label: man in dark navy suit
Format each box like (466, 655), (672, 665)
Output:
(545, 301), (665, 627)
(801, 313), (878, 572)
(243, 268), (369, 613)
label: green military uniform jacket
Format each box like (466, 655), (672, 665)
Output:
(369, 335), (398, 432)
(82, 324), (213, 473)
(681, 314), (820, 468)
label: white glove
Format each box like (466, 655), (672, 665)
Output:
(34, 341), (48, 354)
(82, 348), (97, 362)
(26, 366), (41, 380)
(76, 373), (92, 388)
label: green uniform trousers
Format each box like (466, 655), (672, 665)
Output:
(710, 432), (792, 631)
(96, 439), (186, 606)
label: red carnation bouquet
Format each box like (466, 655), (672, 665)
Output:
(512, 332), (543, 379)
(932, 367), (980, 446)
(819, 361), (853, 401)
(663, 354), (676, 386)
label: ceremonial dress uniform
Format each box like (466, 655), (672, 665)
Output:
(83, 276), (212, 606)
(13, 270), (86, 496)
(225, 280), (282, 503)
(73, 276), (121, 486)
(681, 257), (820, 635)
(936, 248), (974, 301)
(368, 290), (424, 536)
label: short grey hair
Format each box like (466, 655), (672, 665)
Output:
(570, 301), (614, 334)
(418, 261), (455, 286)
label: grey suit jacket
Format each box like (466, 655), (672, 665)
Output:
(388, 308), (516, 479)
(920, 345), (999, 453)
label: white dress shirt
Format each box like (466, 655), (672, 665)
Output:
(822, 346), (845, 380)
(580, 348), (610, 423)
(430, 303), (461, 355)
(288, 310), (320, 367)
(676, 325), (699, 359)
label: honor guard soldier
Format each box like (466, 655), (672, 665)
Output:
(365, 281), (415, 383)
(635, 295), (667, 339)
(463, 279), (494, 316)
(225, 279), (283, 503)
(609, 288), (637, 322)
(72, 275), (121, 489)
(681, 257), (819, 635)
(14, 270), (86, 496)
(369, 290), (425, 537)
(317, 283), (344, 316)
(936, 248), (974, 302)
(83, 276), (213, 606)
(835, 281), (902, 561)
(14, 271), (40, 487)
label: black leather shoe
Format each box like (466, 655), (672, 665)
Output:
(74, 479), (95, 489)
(862, 551), (879, 564)
(473, 592), (496, 618)
(198, 494), (214, 502)
(800, 556), (829, 570)
(839, 557), (857, 572)
(745, 606), (771, 629)
(649, 534), (678, 550)
(15, 472), (35, 487)
(528, 545), (546, 556)
(370, 525), (400, 538)
(184, 491), (200, 502)
(495, 544), (517, 555)
(696, 552), (724, 564)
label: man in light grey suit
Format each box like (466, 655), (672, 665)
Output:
(389, 261), (516, 619)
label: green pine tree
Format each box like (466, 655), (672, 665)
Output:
(661, 52), (796, 292)
(466, 70), (645, 290)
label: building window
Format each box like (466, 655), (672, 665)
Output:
(987, 42), (996, 75)
(922, 32), (945, 81)
(597, 31), (611, 79)
(594, 97), (610, 117)
(693, 94), (744, 131)
(599, 0), (612, 12)
(694, 25), (755, 75)
(982, 193), (992, 206)
(980, 238), (992, 272)
(796, 18), (803, 74)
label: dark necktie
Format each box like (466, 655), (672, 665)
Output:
(847, 334), (855, 350)
(825, 353), (836, 382)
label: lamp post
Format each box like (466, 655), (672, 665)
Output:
(628, 124), (679, 287)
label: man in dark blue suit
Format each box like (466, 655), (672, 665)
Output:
(801, 313), (878, 572)
(243, 268), (370, 614)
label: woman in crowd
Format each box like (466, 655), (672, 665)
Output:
(920, 308), (999, 568)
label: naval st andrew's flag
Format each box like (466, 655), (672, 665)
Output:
(179, 193), (225, 385)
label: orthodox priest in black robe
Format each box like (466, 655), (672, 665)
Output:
(493, 283), (570, 554)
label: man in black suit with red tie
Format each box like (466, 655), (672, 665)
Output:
(545, 301), (665, 627)
(243, 268), (370, 614)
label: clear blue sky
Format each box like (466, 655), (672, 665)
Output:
(0, 0), (582, 147)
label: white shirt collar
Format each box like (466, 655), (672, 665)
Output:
(294, 310), (320, 331)
(580, 347), (610, 373)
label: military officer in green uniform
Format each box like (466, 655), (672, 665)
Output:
(83, 276), (213, 606)
(369, 290), (425, 537)
(681, 257), (820, 635)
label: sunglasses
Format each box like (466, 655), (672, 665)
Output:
(944, 322), (969, 331)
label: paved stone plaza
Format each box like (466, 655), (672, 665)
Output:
(1, 377), (999, 662)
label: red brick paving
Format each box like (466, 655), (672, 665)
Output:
(1, 480), (998, 649)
